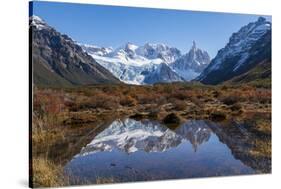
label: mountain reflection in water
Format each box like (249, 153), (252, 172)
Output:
(65, 118), (270, 184)
(77, 119), (213, 156)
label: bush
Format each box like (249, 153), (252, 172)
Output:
(135, 93), (162, 104)
(92, 94), (119, 109)
(120, 95), (137, 107)
(221, 96), (239, 105)
(221, 85), (228, 90)
(256, 90), (271, 104)
(74, 92), (120, 110)
(171, 91), (189, 100)
(212, 90), (221, 98)
(230, 103), (242, 111)
(172, 99), (186, 111)
(34, 90), (65, 117)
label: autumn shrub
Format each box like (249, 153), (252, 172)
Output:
(172, 99), (186, 111)
(255, 89), (271, 104)
(101, 85), (119, 94)
(230, 88), (271, 104)
(221, 85), (228, 90)
(212, 90), (221, 98)
(162, 84), (174, 94)
(120, 95), (137, 107)
(220, 95), (240, 105)
(33, 89), (66, 127)
(88, 92), (119, 110)
(230, 103), (242, 111)
(190, 96), (203, 107)
(80, 88), (99, 97)
(171, 90), (190, 100)
(135, 93), (160, 104)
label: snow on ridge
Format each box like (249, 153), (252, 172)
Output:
(31, 15), (43, 22)
(125, 42), (139, 51)
(81, 41), (210, 84)
(30, 15), (48, 30)
(202, 17), (271, 74)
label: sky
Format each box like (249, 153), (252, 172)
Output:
(31, 1), (271, 58)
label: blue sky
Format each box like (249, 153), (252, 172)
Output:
(31, 1), (271, 58)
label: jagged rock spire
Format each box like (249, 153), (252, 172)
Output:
(257, 16), (266, 23)
(192, 40), (196, 49)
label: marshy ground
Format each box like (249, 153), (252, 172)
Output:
(31, 82), (271, 187)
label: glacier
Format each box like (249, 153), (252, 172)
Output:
(80, 41), (210, 85)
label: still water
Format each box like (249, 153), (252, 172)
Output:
(64, 118), (267, 184)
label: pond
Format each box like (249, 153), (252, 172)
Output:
(64, 118), (270, 184)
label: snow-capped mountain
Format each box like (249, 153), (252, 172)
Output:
(81, 42), (184, 84)
(136, 43), (182, 63)
(76, 119), (212, 156)
(30, 15), (50, 30)
(171, 41), (211, 80)
(82, 41), (210, 84)
(143, 63), (184, 84)
(80, 44), (113, 56)
(197, 17), (271, 84)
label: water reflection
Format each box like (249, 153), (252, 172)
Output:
(78, 119), (180, 155)
(65, 118), (270, 184)
(175, 120), (211, 152)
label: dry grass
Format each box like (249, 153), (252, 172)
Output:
(249, 139), (271, 158)
(32, 157), (69, 187)
(95, 177), (116, 184)
(32, 83), (271, 130)
(34, 83), (271, 115)
(32, 112), (67, 154)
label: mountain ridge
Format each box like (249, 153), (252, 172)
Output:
(82, 41), (210, 84)
(30, 15), (120, 87)
(31, 15), (271, 86)
(197, 17), (271, 85)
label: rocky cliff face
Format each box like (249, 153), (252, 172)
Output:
(171, 41), (211, 80)
(197, 17), (271, 85)
(30, 15), (120, 87)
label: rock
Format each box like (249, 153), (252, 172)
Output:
(162, 113), (181, 124)
(129, 112), (149, 120)
(209, 111), (226, 122)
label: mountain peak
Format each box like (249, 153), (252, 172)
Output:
(30, 15), (43, 22)
(31, 14), (120, 87)
(257, 16), (266, 23)
(144, 43), (168, 49)
(170, 41), (210, 80)
(192, 40), (197, 49)
(30, 15), (49, 30)
(197, 16), (271, 84)
(125, 42), (138, 51)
